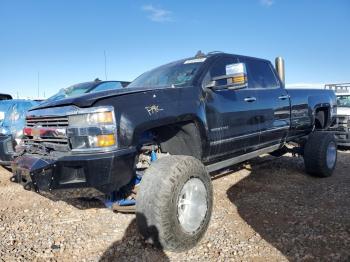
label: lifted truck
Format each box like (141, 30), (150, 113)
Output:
(13, 52), (337, 251)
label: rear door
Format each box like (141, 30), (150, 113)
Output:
(241, 58), (291, 148)
(204, 56), (261, 160)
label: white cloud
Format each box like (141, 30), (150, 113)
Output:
(286, 83), (325, 89)
(260, 0), (274, 7)
(142, 5), (172, 22)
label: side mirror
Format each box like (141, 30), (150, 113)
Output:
(205, 62), (248, 91)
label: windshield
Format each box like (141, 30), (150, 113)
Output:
(337, 95), (350, 107)
(46, 81), (125, 102)
(128, 61), (203, 88)
(46, 82), (95, 102)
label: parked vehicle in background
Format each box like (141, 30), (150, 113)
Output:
(13, 52), (337, 252)
(40, 79), (130, 105)
(0, 99), (38, 166)
(326, 83), (350, 147)
(0, 94), (12, 100)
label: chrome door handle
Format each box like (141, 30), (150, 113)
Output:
(244, 97), (257, 102)
(278, 95), (289, 100)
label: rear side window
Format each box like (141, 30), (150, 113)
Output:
(243, 59), (279, 89)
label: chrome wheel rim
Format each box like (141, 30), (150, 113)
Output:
(177, 178), (208, 234)
(326, 142), (337, 169)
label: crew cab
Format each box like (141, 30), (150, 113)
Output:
(12, 52), (337, 252)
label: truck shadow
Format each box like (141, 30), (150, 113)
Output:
(226, 153), (350, 261)
(99, 215), (169, 262)
(38, 193), (107, 210)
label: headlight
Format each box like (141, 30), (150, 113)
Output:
(67, 107), (117, 151)
(68, 111), (114, 126)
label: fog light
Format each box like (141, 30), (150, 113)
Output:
(96, 134), (116, 147)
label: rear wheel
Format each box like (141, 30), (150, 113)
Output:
(136, 155), (213, 252)
(303, 132), (337, 177)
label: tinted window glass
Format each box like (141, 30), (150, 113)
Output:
(128, 62), (202, 89)
(244, 59), (279, 89)
(91, 82), (123, 93)
(46, 82), (95, 102)
(203, 57), (238, 87)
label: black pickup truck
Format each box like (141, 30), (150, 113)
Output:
(12, 52), (337, 251)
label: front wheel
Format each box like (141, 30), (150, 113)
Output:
(136, 155), (213, 252)
(303, 132), (337, 177)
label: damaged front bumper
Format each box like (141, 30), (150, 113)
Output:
(12, 148), (136, 199)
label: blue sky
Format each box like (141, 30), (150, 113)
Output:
(0, 0), (349, 98)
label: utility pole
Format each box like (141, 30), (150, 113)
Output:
(104, 50), (108, 80)
(37, 71), (40, 99)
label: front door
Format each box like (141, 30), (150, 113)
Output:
(204, 56), (261, 161)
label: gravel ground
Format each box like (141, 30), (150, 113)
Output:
(0, 150), (349, 261)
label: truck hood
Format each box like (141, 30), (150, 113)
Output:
(337, 107), (350, 116)
(31, 87), (167, 111)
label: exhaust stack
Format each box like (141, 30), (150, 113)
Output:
(275, 57), (285, 85)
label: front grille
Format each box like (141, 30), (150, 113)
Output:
(24, 116), (70, 150)
(332, 126), (348, 132)
(26, 116), (69, 127)
(336, 115), (349, 128)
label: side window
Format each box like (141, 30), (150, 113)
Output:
(243, 59), (279, 89)
(91, 82), (123, 93)
(202, 57), (238, 87)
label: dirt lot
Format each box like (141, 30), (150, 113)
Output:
(0, 151), (349, 261)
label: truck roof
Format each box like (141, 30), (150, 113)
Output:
(193, 51), (272, 63)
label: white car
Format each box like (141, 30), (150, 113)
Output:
(334, 92), (350, 146)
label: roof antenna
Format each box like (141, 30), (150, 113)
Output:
(195, 50), (206, 58)
(94, 78), (101, 82)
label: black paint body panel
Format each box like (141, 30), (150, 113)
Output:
(16, 53), (337, 196)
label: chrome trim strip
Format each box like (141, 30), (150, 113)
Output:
(210, 131), (258, 146)
(27, 105), (114, 118)
(210, 126), (289, 146)
(260, 126), (290, 134)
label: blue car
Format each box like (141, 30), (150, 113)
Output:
(0, 99), (38, 166)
